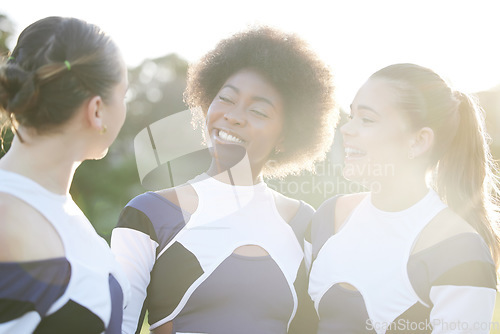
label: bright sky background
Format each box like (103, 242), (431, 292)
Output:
(2, 0), (500, 111)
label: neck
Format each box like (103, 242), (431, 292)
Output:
(206, 154), (263, 186)
(0, 134), (83, 195)
(369, 173), (429, 212)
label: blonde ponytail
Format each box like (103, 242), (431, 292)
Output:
(436, 91), (500, 269)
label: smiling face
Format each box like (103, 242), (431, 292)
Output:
(341, 78), (417, 186)
(206, 69), (285, 176)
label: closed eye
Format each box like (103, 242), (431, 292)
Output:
(219, 95), (234, 104)
(348, 111), (375, 124)
(251, 109), (268, 118)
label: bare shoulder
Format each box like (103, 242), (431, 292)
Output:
(335, 192), (368, 213)
(334, 192), (369, 233)
(155, 183), (198, 214)
(0, 192), (64, 262)
(270, 189), (302, 224)
(155, 186), (181, 204)
(412, 207), (477, 254)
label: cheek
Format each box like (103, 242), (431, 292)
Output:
(121, 100), (127, 116)
(205, 112), (216, 129)
(255, 121), (282, 143)
(263, 115), (284, 137)
(369, 138), (409, 167)
(205, 103), (223, 124)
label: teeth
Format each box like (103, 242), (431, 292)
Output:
(219, 130), (244, 144)
(345, 147), (365, 156)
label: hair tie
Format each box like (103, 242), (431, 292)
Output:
(64, 60), (71, 71)
(7, 56), (15, 61)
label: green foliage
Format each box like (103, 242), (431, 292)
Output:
(0, 13), (15, 57)
(0, 127), (13, 159)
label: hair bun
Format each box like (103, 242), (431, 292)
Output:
(0, 64), (38, 117)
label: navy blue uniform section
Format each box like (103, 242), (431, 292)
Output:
(289, 260), (318, 334)
(171, 254), (293, 334)
(408, 233), (497, 305)
(289, 202), (315, 249)
(147, 241), (204, 325)
(0, 258), (70, 323)
(305, 196), (338, 259)
(119, 192), (188, 252)
(106, 274), (124, 334)
(34, 299), (105, 334)
(318, 284), (375, 334)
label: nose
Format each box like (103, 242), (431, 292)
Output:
(340, 116), (356, 137)
(224, 108), (246, 126)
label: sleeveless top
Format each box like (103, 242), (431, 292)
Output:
(0, 169), (129, 334)
(307, 190), (497, 334)
(112, 173), (314, 334)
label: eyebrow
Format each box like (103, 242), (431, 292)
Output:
(350, 103), (381, 116)
(222, 84), (276, 110)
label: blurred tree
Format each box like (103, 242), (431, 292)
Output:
(0, 13), (15, 56)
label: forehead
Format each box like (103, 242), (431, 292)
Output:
(221, 69), (281, 99)
(352, 78), (400, 114)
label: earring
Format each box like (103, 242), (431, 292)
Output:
(408, 149), (415, 160)
(274, 147), (281, 155)
(266, 159), (278, 168)
(100, 125), (108, 135)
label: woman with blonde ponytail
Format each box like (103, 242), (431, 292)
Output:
(306, 63), (499, 333)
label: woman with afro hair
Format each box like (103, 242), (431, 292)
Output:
(112, 26), (338, 334)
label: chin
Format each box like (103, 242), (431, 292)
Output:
(89, 148), (109, 161)
(210, 144), (247, 167)
(342, 162), (371, 184)
(342, 160), (361, 180)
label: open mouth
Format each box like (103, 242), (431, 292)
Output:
(217, 129), (245, 144)
(344, 147), (367, 160)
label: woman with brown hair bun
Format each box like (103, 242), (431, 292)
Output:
(0, 16), (129, 333)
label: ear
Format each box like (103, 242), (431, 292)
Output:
(410, 127), (434, 158)
(84, 96), (104, 131)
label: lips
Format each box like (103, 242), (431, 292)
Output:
(216, 129), (245, 144)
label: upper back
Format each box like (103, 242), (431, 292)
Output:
(0, 170), (65, 262)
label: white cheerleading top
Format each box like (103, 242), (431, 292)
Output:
(307, 189), (497, 334)
(111, 172), (313, 334)
(157, 173), (303, 327)
(310, 190), (444, 322)
(0, 169), (129, 334)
